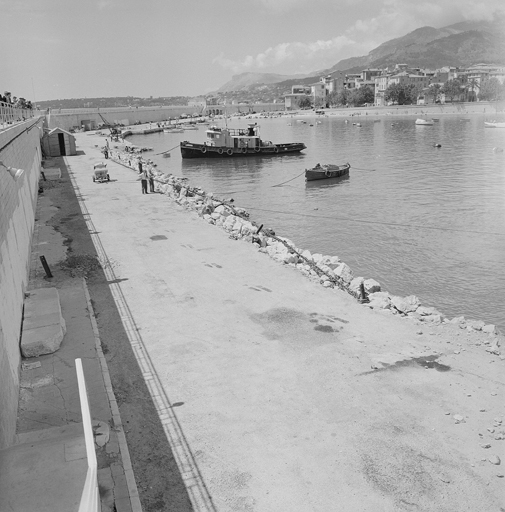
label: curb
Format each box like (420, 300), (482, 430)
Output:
(82, 278), (143, 512)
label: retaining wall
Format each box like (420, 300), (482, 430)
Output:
(0, 118), (44, 449)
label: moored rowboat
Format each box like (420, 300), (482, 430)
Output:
(305, 163), (350, 181)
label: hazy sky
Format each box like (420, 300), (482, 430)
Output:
(2, 0), (503, 101)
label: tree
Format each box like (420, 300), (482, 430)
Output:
(479, 78), (504, 101)
(336, 88), (350, 106)
(384, 83), (412, 105)
(465, 78), (478, 102)
(408, 84), (424, 105)
(441, 79), (463, 103)
(327, 91), (339, 107)
(298, 96), (312, 109)
(428, 83), (441, 103)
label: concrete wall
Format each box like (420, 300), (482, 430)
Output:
(46, 104), (283, 131)
(0, 118), (43, 449)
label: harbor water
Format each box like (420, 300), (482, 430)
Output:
(128, 114), (505, 331)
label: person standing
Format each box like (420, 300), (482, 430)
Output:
(148, 168), (155, 192)
(138, 161), (148, 194)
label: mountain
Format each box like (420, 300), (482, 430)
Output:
(217, 72), (309, 92)
(215, 16), (505, 94)
(327, 18), (505, 74)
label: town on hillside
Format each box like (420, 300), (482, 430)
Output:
(280, 63), (505, 110)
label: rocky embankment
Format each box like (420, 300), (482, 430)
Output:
(109, 148), (502, 350)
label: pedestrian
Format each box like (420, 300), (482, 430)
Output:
(139, 163), (148, 194)
(148, 168), (155, 192)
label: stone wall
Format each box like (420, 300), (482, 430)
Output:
(0, 118), (43, 449)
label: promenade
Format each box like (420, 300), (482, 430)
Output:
(48, 131), (505, 511)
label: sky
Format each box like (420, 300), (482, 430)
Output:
(1, 0), (503, 102)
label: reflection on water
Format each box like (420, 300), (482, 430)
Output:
(129, 114), (505, 330)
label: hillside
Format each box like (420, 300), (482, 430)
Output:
(217, 72), (309, 92)
(216, 16), (505, 95)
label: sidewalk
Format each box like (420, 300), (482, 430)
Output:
(9, 160), (142, 512)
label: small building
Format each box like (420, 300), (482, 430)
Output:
(42, 127), (77, 157)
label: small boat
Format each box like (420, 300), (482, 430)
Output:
(485, 121), (505, 128)
(180, 123), (306, 159)
(415, 119), (434, 126)
(162, 153), (171, 158)
(432, 118), (439, 122)
(305, 163), (350, 182)
(183, 125), (198, 130)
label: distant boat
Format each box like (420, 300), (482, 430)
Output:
(305, 163), (350, 182)
(485, 121), (505, 128)
(415, 118), (434, 126)
(183, 125), (198, 130)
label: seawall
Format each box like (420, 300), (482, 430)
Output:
(0, 118), (44, 448)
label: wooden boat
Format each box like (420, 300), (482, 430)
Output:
(305, 163), (350, 181)
(415, 118), (434, 125)
(485, 121), (505, 128)
(180, 123), (306, 158)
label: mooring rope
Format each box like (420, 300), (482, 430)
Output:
(155, 144), (180, 156)
(272, 170), (306, 187)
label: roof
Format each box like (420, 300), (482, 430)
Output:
(47, 127), (75, 138)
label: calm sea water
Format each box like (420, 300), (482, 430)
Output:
(129, 114), (505, 331)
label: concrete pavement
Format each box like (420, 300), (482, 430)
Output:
(7, 167), (142, 512)
(64, 131), (505, 511)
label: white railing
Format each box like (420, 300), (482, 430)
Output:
(0, 101), (39, 129)
(75, 358), (100, 512)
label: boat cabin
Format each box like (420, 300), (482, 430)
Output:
(205, 123), (265, 150)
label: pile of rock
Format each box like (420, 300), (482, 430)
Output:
(153, 171), (501, 344)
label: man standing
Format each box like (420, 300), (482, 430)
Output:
(139, 161), (148, 194)
(148, 168), (155, 193)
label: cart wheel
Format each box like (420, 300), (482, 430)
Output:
(107, 174), (110, 181)
(93, 177), (95, 182)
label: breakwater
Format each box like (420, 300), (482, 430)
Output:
(109, 148), (501, 344)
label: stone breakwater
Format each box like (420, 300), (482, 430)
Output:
(109, 149), (502, 353)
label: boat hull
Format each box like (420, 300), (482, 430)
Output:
(180, 141), (306, 158)
(305, 163), (350, 181)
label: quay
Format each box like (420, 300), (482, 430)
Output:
(0, 119), (504, 511)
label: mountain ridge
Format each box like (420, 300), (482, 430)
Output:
(216, 16), (505, 93)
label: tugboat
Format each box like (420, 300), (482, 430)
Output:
(180, 123), (306, 158)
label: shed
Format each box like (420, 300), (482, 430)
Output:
(42, 128), (76, 157)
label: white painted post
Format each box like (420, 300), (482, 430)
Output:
(75, 358), (100, 512)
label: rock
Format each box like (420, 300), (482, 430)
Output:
(422, 314), (443, 324)
(417, 306), (438, 316)
(486, 345), (500, 355)
(326, 256), (341, 270)
(488, 455), (501, 465)
(284, 253), (299, 265)
(334, 263), (354, 284)
(467, 319), (485, 331)
(311, 253), (323, 264)
(453, 414), (466, 424)
(450, 316), (466, 325)
(223, 215), (237, 231)
(322, 281), (333, 288)
(363, 278), (381, 294)
(368, 292), (391, 310)
(482, 324), (497, 334)
(349, 277), (365, 295)
(300, 249), (312, 261)
(390, 295), (420, 314)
